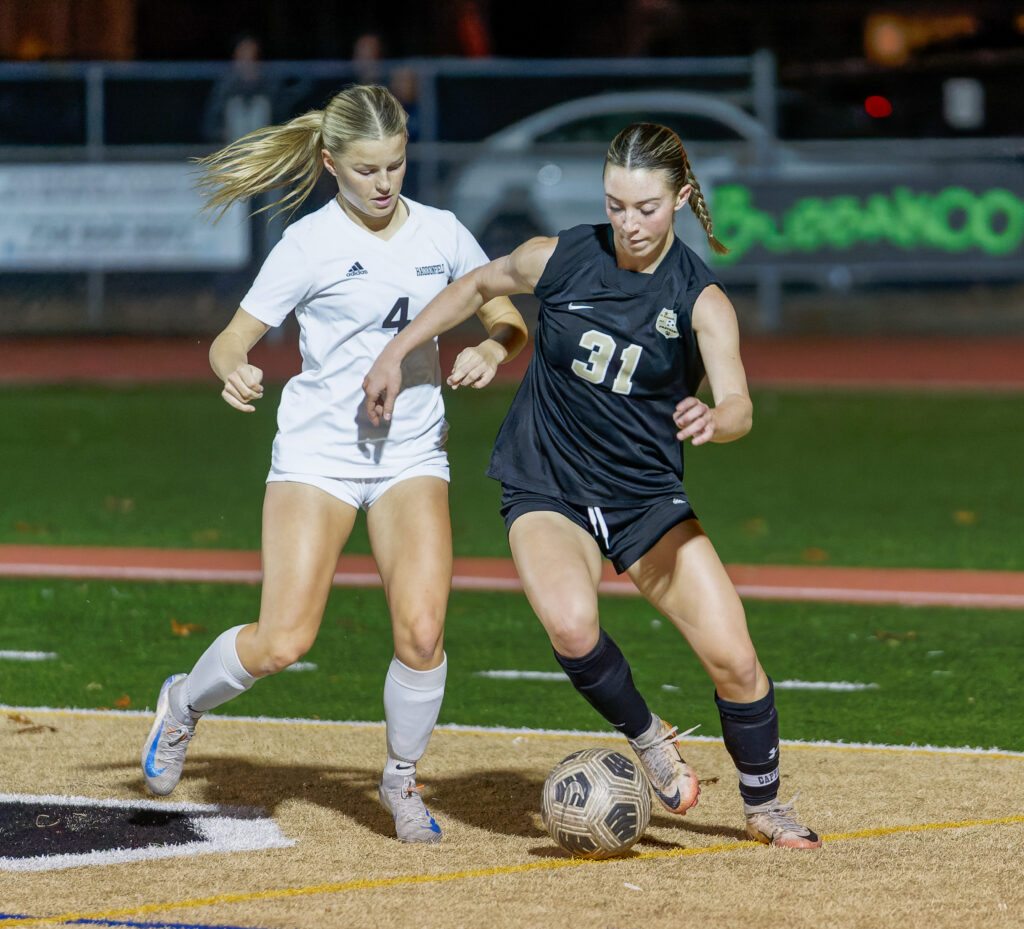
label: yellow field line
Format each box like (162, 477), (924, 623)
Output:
(5, 813), (1023, 927)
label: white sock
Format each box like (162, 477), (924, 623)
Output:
(174, 625), (257, 719)
(382, 653), (447, 782)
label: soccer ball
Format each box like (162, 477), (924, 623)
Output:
(541, 748), (652, 859)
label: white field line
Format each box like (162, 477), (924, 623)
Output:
(0, 651), (57, 661)
(3, 703), (1022, 759)
(3, 560), (1021, 609)
(474, 670), (567, 681)
(476, 673), (879, 691)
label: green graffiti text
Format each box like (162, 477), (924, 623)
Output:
(712, 184), (1024, 264)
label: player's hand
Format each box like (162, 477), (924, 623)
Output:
(674, 396), (715, 446)
(363, 351), (403, 425)
(221, 363), (264, 412)
(447, 342), (504, 390)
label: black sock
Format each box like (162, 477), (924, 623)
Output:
(715, 680), (780, 806)
(554, 629), (652, 740)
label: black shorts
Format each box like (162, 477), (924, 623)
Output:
(499, 485), (697, 574)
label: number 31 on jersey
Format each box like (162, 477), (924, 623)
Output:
(571, 329), (643, 395)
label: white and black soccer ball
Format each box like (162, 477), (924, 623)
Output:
(541, 748), (652, 859)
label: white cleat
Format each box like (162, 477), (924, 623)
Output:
(141, 673), (196, 796)
(745, 794), (823, 849)
(378, 776), (443, 844)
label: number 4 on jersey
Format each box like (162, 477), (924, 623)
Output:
(383, 297), (410, 333)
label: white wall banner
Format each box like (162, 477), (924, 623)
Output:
(0, 163), (250, 271)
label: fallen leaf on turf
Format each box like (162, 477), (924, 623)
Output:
(104, 496), (135, 514)
(742, 518), (768, 536)
(17, 724), (57, 734)
(190, 528), (221, 543)
(874, 630), (918, 643)
(7, 713), (33, 725)
(171, 618), (205, 637)
(114, 693), (131, 708)
(953, 510), (977, 525)
(802, 547), (829, 563)
(13, 521), (47, 535)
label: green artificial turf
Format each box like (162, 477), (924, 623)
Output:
(0, 578), (1019, 752)
(0, 383), (1021, 570)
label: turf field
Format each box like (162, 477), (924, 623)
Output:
(2, 373), (1022, 929)
(1, 381), (1021, 750)
(0, 578), (1019, 750)
(1, 382), (1022, 569)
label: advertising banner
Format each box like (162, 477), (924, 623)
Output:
(0, 163), (250, 271)
(710, 163), (1024, 277)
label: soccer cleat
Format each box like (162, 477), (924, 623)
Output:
(744, 793), (823, 849)
(141, 673), (196, 796)
(378, 776), (443, 844)
(627, 715), (701, 815)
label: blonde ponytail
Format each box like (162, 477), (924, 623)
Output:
(194, 111), (325, 221)
(194, 84), (408, 222)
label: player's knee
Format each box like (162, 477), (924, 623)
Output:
(251, 629), (316, 675)
(394, 611), (444, 666)
(709, 649), (762, 698)
(541, 593), (598, 648)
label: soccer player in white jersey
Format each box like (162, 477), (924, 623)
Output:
(141, 85), (527, 844)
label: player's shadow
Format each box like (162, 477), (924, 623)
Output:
(96, 757), (747, 846)
(96, 754), (401, 840)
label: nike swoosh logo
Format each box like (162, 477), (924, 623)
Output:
(144, 733), (166, 777)
(653, 785), (681, 809)
(567, 302), (593, 310)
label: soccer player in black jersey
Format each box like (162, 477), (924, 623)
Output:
(364, 122), (821, 849)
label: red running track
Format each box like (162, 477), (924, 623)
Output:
(1, 544), (1022, 610)
(1, 335), (1023, 390)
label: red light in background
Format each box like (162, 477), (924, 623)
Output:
(865, 95), (893, 118)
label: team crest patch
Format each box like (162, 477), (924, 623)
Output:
(416, 264), (445, 276)
(655, 308), (680, 339)
(0, 793), (294, 871)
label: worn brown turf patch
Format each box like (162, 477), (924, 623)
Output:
(1, 710), (1021, 928)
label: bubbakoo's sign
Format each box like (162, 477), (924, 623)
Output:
(709, 165), (1024, 269)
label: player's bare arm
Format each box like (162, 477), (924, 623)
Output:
(364, 236), (557, 423)
(675, 284), (752, 445)
(449, 296), (529, 390)
(209, 307), (271, 413)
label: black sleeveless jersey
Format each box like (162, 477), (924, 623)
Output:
(487, 223), (722, 505)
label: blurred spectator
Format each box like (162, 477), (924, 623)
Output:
(203, 33), (283, 144)
(582, 0), (686, 57)
(455, 1), (492, 58)
(352, 31), (386, 84)
(390, 65), (420, 142)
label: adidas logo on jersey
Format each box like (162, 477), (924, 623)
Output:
(346, 261), (368, 277)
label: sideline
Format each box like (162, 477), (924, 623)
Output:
(4, 705), (1023, 759)
(2, 544), (1024, 609)
(9, 815), (1024, 926)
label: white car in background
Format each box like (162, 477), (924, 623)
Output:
(444, 90), (784, 259)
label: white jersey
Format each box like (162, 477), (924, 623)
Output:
(241, 196), (489, 477)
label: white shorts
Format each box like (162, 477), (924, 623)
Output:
(267, 455), (450, 511)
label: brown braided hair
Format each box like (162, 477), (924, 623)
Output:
(604, 122), (729, 255)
